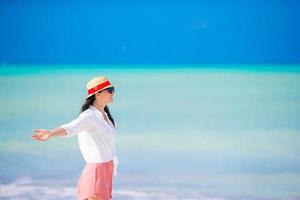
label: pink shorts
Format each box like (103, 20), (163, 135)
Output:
(77, 160), (113, 200)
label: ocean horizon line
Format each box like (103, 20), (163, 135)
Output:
(1, 64), (300, 75)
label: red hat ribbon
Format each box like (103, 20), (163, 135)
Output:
(88, 81), (111, 95)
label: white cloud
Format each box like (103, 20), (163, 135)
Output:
(1, 176), (298, 200)
(0, 176), (229, 200)
(0, 176), (75, 200)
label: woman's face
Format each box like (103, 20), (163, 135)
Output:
(95, 87), (115, 104)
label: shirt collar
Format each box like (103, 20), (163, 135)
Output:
(89, 105), (108, 117)
(89, 105), (115, 128)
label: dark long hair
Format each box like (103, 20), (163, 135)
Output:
(81, 94), (115, 127)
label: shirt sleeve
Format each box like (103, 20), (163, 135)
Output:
(60, 111), (93, 138)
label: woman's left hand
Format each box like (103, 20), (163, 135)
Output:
(32, 129), (52, 141)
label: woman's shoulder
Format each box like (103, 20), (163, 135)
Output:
(78, 108), (94, 119)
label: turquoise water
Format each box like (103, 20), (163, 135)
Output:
(0, 65), (300, 200)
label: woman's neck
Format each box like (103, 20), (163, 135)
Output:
(93, 101), (106, 113)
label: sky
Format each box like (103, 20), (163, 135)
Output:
(0, 0), (299, 65)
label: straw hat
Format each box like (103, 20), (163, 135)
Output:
(86, 76), (114, 99)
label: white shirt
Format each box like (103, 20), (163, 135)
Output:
(60, 105), (118, 176)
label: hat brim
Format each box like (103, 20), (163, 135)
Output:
(86, 85), (114, 99)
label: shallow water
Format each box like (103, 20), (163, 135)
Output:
(0, 65), (300, 200)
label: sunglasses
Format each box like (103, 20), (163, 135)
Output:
(105, 87), (115, 94)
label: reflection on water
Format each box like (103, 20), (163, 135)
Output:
(0, 66), (300, 200)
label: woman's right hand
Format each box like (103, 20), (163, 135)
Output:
(32, 129), (52, 142)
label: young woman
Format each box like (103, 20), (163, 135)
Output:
(32, 76), (118, 200)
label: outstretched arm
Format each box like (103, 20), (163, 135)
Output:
(32, 112), (92, 141)
(32, 127), (67, 142)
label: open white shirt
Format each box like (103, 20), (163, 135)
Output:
(60, 105), (118, 176)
